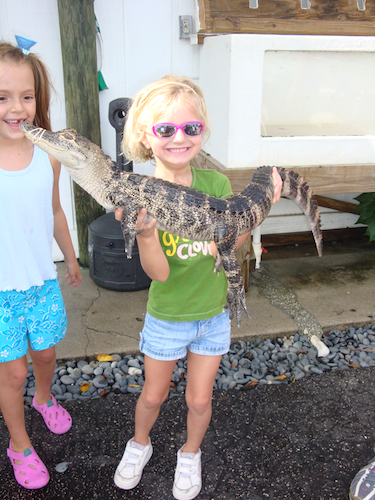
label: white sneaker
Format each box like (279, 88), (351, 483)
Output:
(173, 447), (202, 500)
(114, 438), (153, 489)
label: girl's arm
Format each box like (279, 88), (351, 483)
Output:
(115, 208), (169, 282)
(51, 156), (82, 287)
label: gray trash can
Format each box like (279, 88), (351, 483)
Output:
(88, 212), (151, 291)
(87, 97), (151, 291)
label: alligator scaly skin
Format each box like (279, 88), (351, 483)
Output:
(20, 122), (322, 325)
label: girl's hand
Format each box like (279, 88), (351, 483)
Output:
(272, 167), (283, 204)
(115, 208), (157, 236)
(134, 208), (157, 236)
(115, 208), (168, 281)
(114, 208), (123, 222)
(65, 261), (82, 287)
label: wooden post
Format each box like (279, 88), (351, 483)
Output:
(57, 0), (105, 267)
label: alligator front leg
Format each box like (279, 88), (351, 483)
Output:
(110, 193), (139, 259)
(121, 216), (137, 259)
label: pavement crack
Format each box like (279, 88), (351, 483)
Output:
(85, 326), (138, 341)
(83, 285), (103, 355)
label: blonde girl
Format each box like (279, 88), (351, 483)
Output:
(113, 75), (282, 499)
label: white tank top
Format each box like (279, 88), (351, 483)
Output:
(0, 146), (57, 292)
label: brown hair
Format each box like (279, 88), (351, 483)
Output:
(122, 75), (210, 163)
(0, 42), (54, 130)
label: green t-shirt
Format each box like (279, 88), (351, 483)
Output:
(147, 166), (233, 322)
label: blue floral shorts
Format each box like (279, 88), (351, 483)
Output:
(0, 279), (67, 362)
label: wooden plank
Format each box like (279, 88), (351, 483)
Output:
(210, 18), (375, 36)
(191, 151), (375, 195)
(262, 227), (367, 247)
(199, 0), (374, 19)
(196, 0), (208, 30)
(57, 0), (105, 267)
(196, 0), (375, 36)
(314, 195), (358, 214)
(287, 165), (375, 195)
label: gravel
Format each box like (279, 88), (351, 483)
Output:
(23, 323), (375, 408)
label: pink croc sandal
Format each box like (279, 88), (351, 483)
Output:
(33, 392), (72, 435)
(7, 441), (50, 489)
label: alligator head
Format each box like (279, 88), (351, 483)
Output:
(20, 121), (101, 166)
(20, 121), (115, 209)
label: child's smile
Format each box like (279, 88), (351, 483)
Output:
(4, 118), (24, 130)
(167, 147), (189, 154)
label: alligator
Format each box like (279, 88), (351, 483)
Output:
(20, 121), (322, 326)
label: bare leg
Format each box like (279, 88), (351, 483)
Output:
(183, 352), (222, 453)
(134, 356), (177, 445)
(29, 346), (56, 405)
(0, 356), (31, 453)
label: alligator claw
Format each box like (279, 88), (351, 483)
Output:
(214, 253), (223, 274)
(122, 228), (136, 258)
(225, 288), (251, 326)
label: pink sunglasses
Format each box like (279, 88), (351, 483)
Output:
(152, 121), (204, 138)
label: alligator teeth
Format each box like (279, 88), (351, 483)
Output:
(31, 127), (46, 143)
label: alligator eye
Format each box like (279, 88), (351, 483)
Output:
(63, 132), (75, 140)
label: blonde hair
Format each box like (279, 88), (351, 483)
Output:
(0, 42), (54, 130)
(122, 75), (210, 163)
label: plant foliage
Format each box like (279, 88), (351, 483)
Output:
(355, 192), (375, 242)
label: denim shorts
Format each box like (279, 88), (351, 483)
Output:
(0, 279), (67, 362)
(139, 310), (231, 360)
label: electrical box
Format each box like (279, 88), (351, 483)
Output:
(179, 16), (193, 39)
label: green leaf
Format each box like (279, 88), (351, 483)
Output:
(365, 220), (375, 242)
(356, 207), (375, 219)
(354, 192), (375, 242)
(355, 196), (375, 212)
(354, 192), (375, 204)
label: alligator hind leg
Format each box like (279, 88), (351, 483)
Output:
(224, 281), (251, 327)
(215, 226), (250, 325)
(218, 249), (251, 326)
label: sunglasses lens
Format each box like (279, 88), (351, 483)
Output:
(184, 122), (203, 136)
(153, 122), (204, 138)
(154, 124), (176, 137)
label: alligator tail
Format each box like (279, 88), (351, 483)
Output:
(278, 168), (323, 257)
